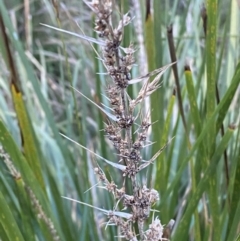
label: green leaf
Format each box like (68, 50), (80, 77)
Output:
(216, 62), (240, 131)
(0, 191), (25, 241)
(160, 66), (240, 207)
(0, 120), (65, 241)
(227, 147), (240, 241)
(15, 176), (35, 240)
(206, 0), (217, 155)
(11, 85), (45, 191)
(0, 0), (71, 168)
(185, 68), (202, 136)
(172, 127), (234, 241)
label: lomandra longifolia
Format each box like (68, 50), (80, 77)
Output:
(45, 0), (175, 240)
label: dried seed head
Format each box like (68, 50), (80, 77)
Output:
(108, 215), (137, 240)
(117, 115), (134, 129)
(80, 1), (174, 239)
(115, 187), (125, 199)
(123, 194), (135, 207)
(85, 0), (112, 37)
(123, 164), (139, 178)
(106, 181), (117, 193)
(144, 217), (164, 241)
(94, 166), (108, 183)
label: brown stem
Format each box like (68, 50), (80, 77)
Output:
(167, 24), (187, 132)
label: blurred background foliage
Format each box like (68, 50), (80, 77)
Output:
(0, 0), (239, 241)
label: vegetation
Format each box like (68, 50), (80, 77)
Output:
(0, 0), (239, 241)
